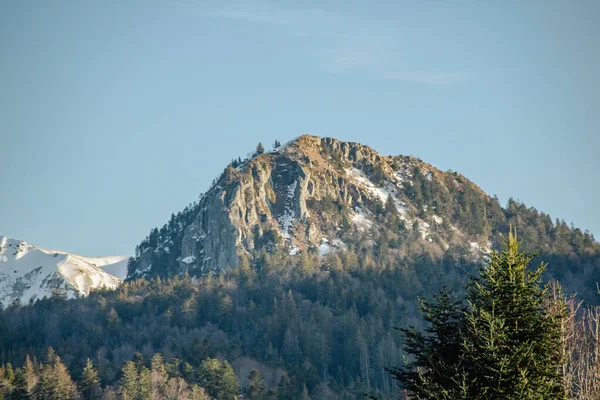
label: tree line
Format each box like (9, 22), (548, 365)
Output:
(0, 348), (270, 399)
(1, 231), (599, 399)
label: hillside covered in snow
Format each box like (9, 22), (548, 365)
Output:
(0, 235), (128, 307)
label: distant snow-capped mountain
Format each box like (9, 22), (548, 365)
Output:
(0, 235), (128, 307)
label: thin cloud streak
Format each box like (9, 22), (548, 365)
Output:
(382, 71), (470, 85)
(197, 0), (344, 27)
(191, 0), (471, 85)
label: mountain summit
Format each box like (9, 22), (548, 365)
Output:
(0, 235), (127, 307)
(127, 135), (598, 299)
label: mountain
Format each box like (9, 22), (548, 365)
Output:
(128, 135), (490, 274)
(127, 134), (599, 299)
(0, 235), (128, 307)
(1, 135), (598, 398)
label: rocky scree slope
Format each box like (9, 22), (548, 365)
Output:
(127, 134), (599, 298)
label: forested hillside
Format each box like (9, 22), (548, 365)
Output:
(1, 215), (598, 398)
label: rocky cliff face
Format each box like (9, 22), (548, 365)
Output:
(128, 135), (502, 278)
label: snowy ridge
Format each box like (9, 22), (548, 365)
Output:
(0, 235), (128, 306)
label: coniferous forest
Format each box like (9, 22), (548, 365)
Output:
(1, 217), (599, 398)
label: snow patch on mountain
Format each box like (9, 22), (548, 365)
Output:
(181, 256), (196, 264)
(351, 207), (372, 232)
(346, 168), (409, 216)
(318, 240), (332, 256)
(279, 180), (298, 239)
(469, 241), (492, 255)
(318, 238), (347, 256)
(0, 235), (128, 307)
(348, 168), (389, 203)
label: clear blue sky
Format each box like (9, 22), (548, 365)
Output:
(1, 0), (598, 256)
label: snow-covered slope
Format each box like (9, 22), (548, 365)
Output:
(0, 235), (128, 307)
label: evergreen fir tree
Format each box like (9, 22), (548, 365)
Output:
(0, 363), (14, 397)
(198, 358), (239, 400)
(224, 164), (237, 184)
(34, 349), (79, 400)
(300, 383), (311, 400)
(190, 384), (210, 400)
(132, 353), (145, 372)
(80, 358), (101, 400)
(219, 361), (239, 400)
(198, 358), (221, 399)
(150, 353), (168, 400)
(138, 366), (151, 400)
(388, 287), (468, 399)
(181, 362), (195, 385)
(461, 230), (568, 399)
(51, 355), (79, 400)
(166, 358), (182, 379)
(119, 361), (139, 400)
(150, 354), (166, 377)
(126, 257), (136, 278)
(384, 194), (397, 215)
(276, 373), (295, 400)
(189, 339), (214, 367)
(5, 364), (15, 384)
(390, 231), (569, 399)
(50, 284), (68, 301)
(256, 142), (265, 155)
(11, 355), (38, 399)
(0, 366), (5, 399)
(244, 368), (266, 400)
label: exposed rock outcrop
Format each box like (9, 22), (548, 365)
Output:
(128, 135), (498, 278)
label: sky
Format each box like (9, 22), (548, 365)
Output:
(0, 0), (598, 256)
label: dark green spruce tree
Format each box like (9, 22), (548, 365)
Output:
(256, 142), (265, 155)
(244, 368), (266, 400)
(388, 287), (468, 399)
(79, 358), (101, 400)
(277, 373), (295, 400)
(119, 361), (140, 400)
(34, 348), (79, 400)
(390, 231), (569, 399)
(218, 360), (240, 400)
(198, 358), (239, 400)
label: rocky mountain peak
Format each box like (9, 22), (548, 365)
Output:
(128, 135), (498, 279)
